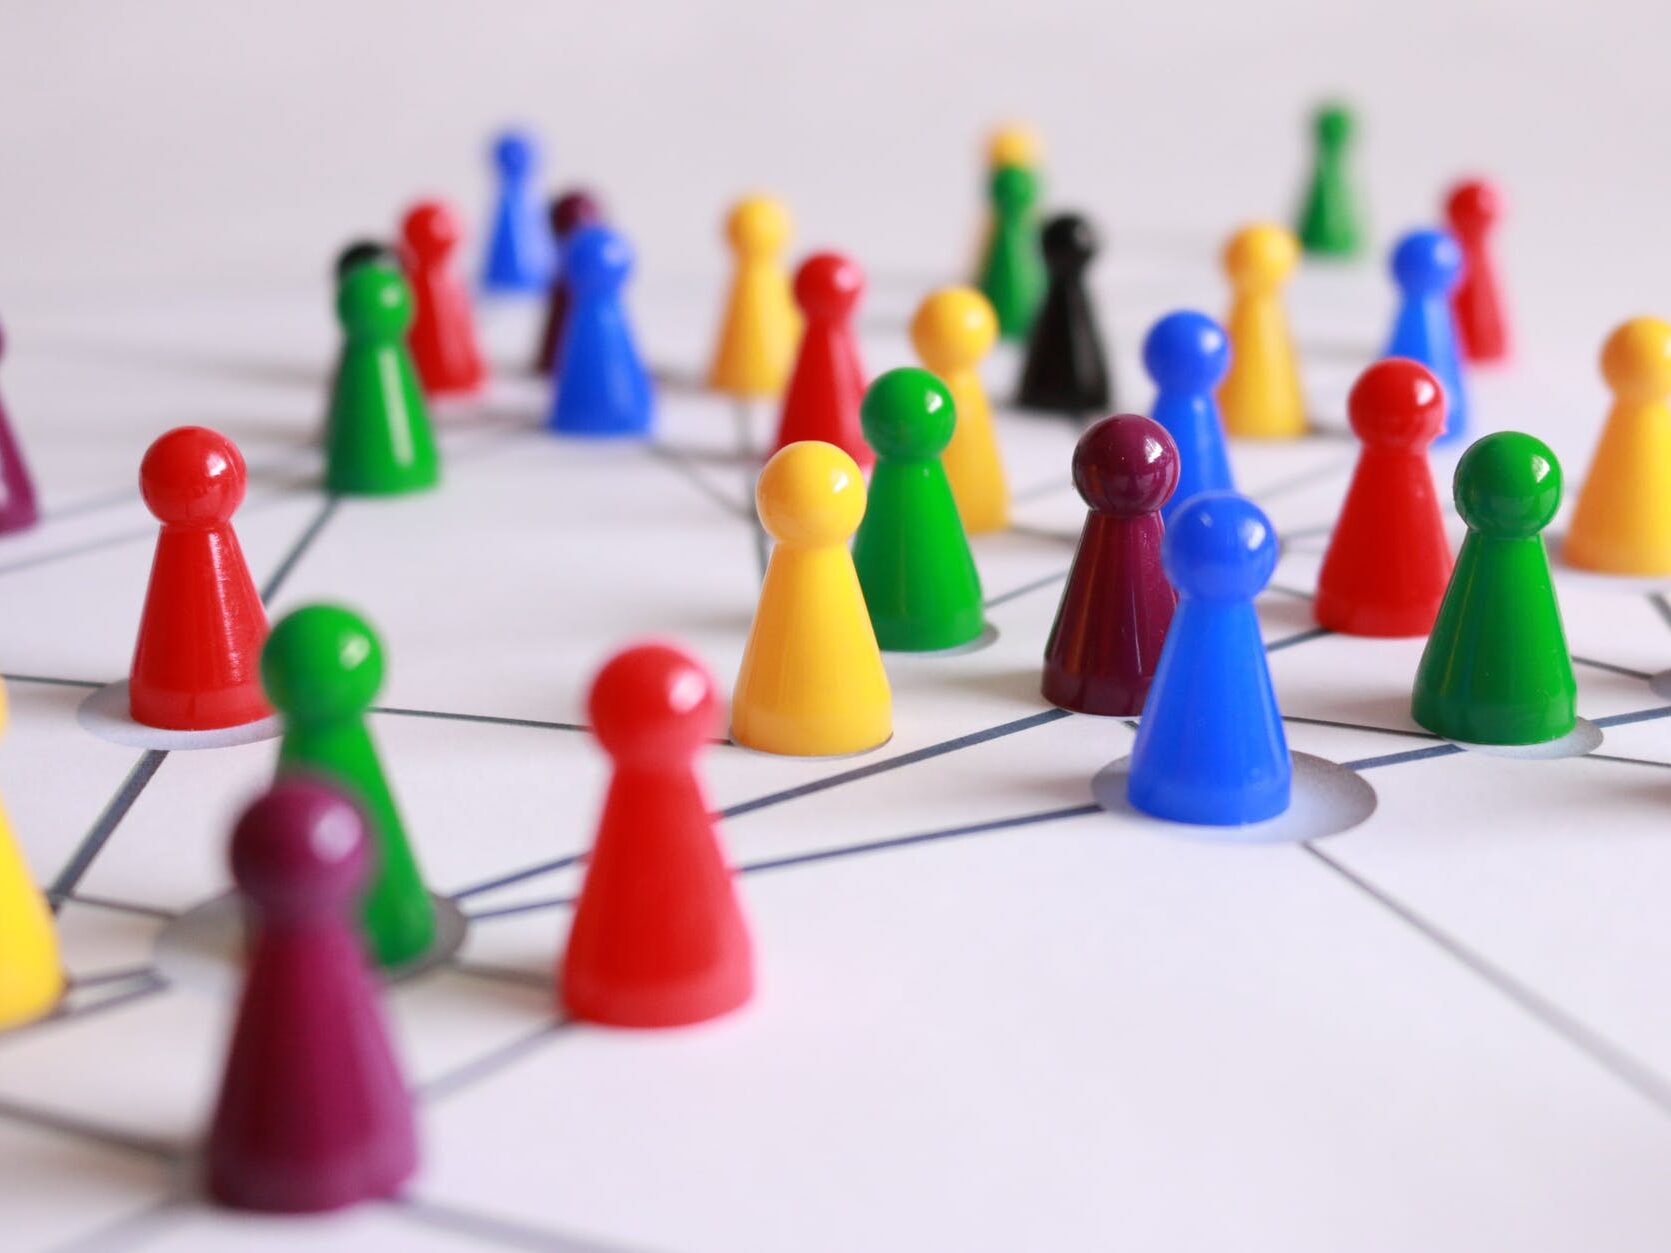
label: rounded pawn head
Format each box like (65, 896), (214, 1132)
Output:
(989, 164), (1039, 214)
(400, 199), (463, 263)
(333, 239), (397, 283)
(986, 122), (1043, 169)
(588, 641), (720, 764)
(1452, 431), (1562, 539)
(860, 367), (956, 462)
(550, 189), (603, 240)
(492, 129), (539, 179)
(1223, 224), (1298, 292)
(1142, 310), (1230, 393)
(230, 778), (369, 918)
(1040, 214), (1097, 274)
(755, 441), (867, 547)
(1314, 102), (1354, 148)
(794, 252), (864, 322)
(725, 195), (791, 258)
(337, 264), (414, 340)
(1072, 414), (1179, 519)
(140, 426), (247, 527)
(564, 225), (633, 297)
(1389, 228), (1464, 297)
(1445, 178), (1503, 235)
(262, 603), (385, 726)
(1163, 492), (1279, 602)
(911, 287), (997, 374)
(1348, 358), (1447, 450)
(1600, 316), (1671, 405)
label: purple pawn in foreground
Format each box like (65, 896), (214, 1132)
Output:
(0, 321), (40, 535)
(534, 189), (605, 375)
(1042, 414), (1179, 715)
(207, 778), (418, 1213)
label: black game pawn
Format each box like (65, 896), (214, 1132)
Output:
(334, 239), (400, 283)
(1016, 214), (1113, 417)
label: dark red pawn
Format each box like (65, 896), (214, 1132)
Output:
(1315, 359), (1454, 636)
(207, 779), (417, 1213)
(562, 642), (753, 1028)
(0, 320), (39, 535)
(1042, 415), (1179, 715)
(771, 252), (870, 468)
(1445, 179), (1511, 364)
(129, 428), (270, 729)
(401, 199), (486, 396)
(534, 190), (604, 375)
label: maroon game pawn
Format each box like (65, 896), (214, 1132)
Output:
(534, 189), (604, 375)
(1042, 415), (1179, 715)
(0, 320), (40, 535)
(207, 779), (418, 1213)
(1445, 179), (1511, 364)
(401, 199), (487, 396)
(562, 641), (753, 1028)
(771, 252), (870, 467)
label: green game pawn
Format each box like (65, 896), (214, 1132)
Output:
(262, 603), (436, 967)
(1412, 433), (1576, 745)
(852, 368), (987, 652)
(1296, 102), (1365, 258)
(326, 264), (441, 496)
(978, 165), (1046, 341)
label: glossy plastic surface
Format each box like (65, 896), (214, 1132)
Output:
(401, 199), (486, 396)
(534, 189), (604, 375)
(1297, 102), (1364, 257)
(1219, 224), (1307, 438)
(0, 680), (63, 1030)
(1445, 179), (1511, 363)
(548, 226), (654, 438)
(912, 287), (1007, 533)
(1017, 213), (1112, 415)
(1142, 310), (1234, 519)
(1385, 228), (1469, 445)
(772, 252), (870, 468)
(978, 165), (1045, 342)
(707, 196), (799, 398)
(479, 128), (555, 293)
(0, 320), (39, 535)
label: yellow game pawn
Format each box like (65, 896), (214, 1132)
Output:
(911, 287), (1009, 534)
(707, 196), (799, 399)
(0, 681), (64, 1030)
(1218, 223), (1308, 439)
(1566, 316), (1671, 575)
(732, 442), (891, 756)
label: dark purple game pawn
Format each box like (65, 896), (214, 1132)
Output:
(206, 778), (418, 1214)
(0, 321), (40, 535)
(1042, 414), (1180, 715)
(533, 188), (604, 375)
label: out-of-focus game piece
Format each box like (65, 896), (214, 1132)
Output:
(549, 225), (654, 438)
(912, 286), (1008, 533)
(1143, 310), (1234, 520)
(401, 199), (487, 397)
(1445, 179), (1510, 363)
(772, 252), (870, 468)
(1127, 493), (1290, 825)
(1315, 359), (1453, 636)
(0, 679), (63, 1030)
(129, 427), (271, 730)
(206, 779), (418, 1213)
(1413, 432), (1575, 745)
(732, 441), (890, 756)
(1565, 317), (1671, 574)
(263, 605), (436, 968)
(971, 122), (1042, 279)
(1385, 228), (1468, 445)
(1017, 213), (1112, 415)
(0, 319), (39, 535)
(853, 368), (986, 652)
(707, 196), (799, 398)
(326, 264), (440, 496)
(1219, 223), (1306, 438)
(978, 164), (1046, 341)
(1043, 415), (1178, 715)
(533, 189), (604, 375)
(480, 129), (555, 294)
(334, 240), (398, 282)
(563, 642), (753, 1028)
(1297, 102), (1364, 258)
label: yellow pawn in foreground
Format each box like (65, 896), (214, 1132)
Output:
(732, 442), (891, 756)
(0, 681), (64, 1030)
(1566, 316), (1671, 575)
(707, 195), (800, 399)
(1219, 223), (1308, 439)
(912, 287), (1009, 534)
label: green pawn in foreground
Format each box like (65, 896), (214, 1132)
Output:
(326, 264), (441, 496)
(1296, 102), (1365, 258)
(1412, 432), (1576, 745)
(978, 165), (1046, 341)
(852, 368), (986, 652)
(263, 603), (436, 967)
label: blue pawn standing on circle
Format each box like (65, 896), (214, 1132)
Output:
(481, 129), (556, 294)
(1143, 311), (1235, 522)
(549, 225), (654, 437)
(1127, 492), (1291, 826)
(1384, 228), (1468, 446)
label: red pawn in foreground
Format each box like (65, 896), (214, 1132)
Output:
(1043, 415), (1179, 715)
(772, 252), (870, 468)
(207, 779), (417, 1212)
(562, 641), (753, 1028)
(1445, 179), (1511, 364)
(401, 199), (487, 396)
(129, 427), (270, 730)
(534, 189), (604, 376)
(1315, 359), (1454, 636)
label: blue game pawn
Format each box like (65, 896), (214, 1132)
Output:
(549, 225), (654, 437)
(481, 129), (556, 294)
(1126, 493), (1290, 826)
(1385, 228), (1468, 445)
(1143, 311), (1235, 521)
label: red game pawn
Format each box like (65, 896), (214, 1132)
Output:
(1445, 179), (1511, 364)
(207, 779), (418, 1212)
(771, 252), (870, 468)
(1315, 359), (1454, 636)
(533, 189), (604, 376)
(401, 200), (487, 396)
(1042, 415), (1179, 715)
(129, 427), (270, 730)
(562, 641), (753, 1028)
